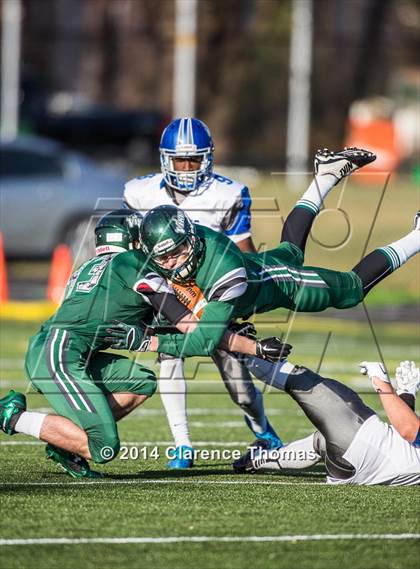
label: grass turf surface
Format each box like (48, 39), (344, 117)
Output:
(1, 315), (419, 569)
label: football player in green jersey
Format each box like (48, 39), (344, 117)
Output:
(0, 210), (289, 477)
(0, 210), (160, 477)
(106, 148), (419, 360)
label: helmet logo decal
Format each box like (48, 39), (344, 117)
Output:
(175, 143), (197, 153)
(153, 238), (175, 255)
(106, 232), (124, 242)
(174, 210), (186, 233)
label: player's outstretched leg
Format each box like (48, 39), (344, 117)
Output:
(158, 356), (194, 469)
(233, 431), (321, 474)
(234, 359), (375, 479)
(281, 148), (376, 255)
(212, 349), (283, 450)
(352, 211), (420, 295)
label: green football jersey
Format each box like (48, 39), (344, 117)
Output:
(38, 251), (187, 353)
(157, 225), (363, 357)
(186, 225), (297, 316)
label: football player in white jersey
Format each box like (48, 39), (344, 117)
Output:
(124, 117), (281, 468)
(233, 356), (420, 485)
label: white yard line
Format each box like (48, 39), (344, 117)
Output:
(0, 479), (325, 487)
(0, 534), (418, 546)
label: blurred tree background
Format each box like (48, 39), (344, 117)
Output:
(13, 0), (420, 166)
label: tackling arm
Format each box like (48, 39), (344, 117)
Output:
(156, 301), (234, 357)
(360, 361), (420, 443)
(375, 383), (420, 442)
(149, 317), (257, 356)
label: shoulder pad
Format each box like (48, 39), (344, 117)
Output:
(212, 172), (245, 192)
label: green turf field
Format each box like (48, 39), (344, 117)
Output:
(1, 315), (419, 569)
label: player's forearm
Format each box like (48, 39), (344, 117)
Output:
(173, 312), (258, 355)
(236, 237), (257, 253)
(156, 301), (235, 357)
(175, 312), (199, 333)
(374, 377), (420, 442)
(219, 331), (257, 355)
(150, 330), (257, 357)
(156, 325), (225, 357)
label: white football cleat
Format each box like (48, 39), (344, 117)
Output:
(395, 360), (420, 397)
(314, 147), (376, 182)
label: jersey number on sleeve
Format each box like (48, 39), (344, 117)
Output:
(75, 255), (114, 294)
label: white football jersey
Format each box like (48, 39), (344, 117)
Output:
(124, 172), (252, 243)
(327, 415), (420, 486)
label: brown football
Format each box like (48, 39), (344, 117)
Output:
(172, 283), (208, 318)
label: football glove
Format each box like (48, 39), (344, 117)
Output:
(359, 361), (390, 392)
(256, 337), (292, 363)
(395, 360), (420, 397)
(228, 321), (257, 340)
(104, 321), (151, 352)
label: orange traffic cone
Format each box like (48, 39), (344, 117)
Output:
(47, 244), (73, 304)
(0, 232), (9, 302)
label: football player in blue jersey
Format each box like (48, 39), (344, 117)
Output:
(124, 117), (281, 469)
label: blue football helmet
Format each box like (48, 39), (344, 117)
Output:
(159, 117), (214, 192)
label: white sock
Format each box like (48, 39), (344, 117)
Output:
(378, 229), (420, 271)
(257, 433), (321, 472)
(295, 174), (337, 215)
(159, 358), (192, 448)
(244, 357), (295, 391)
(14, 412), (47, 439)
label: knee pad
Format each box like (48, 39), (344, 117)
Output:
(313, 430), (326, 458)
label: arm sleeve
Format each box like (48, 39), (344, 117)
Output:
(156, 301), (235, 357)
(132, 273), (190, 325)
(148, 292), (190, 325)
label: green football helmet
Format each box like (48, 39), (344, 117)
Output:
(140, 205), (203, 283)
(94, 209), (142, 255)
